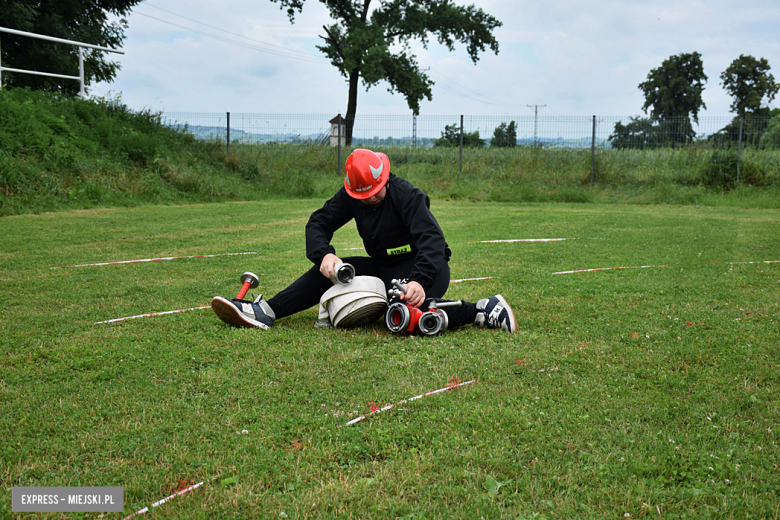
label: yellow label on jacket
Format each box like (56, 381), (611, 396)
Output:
(387, 244), (412, 256)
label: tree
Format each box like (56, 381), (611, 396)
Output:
(709, 109), (780, 148)
(0, 0), (140, 96)
(491, 121), (516, 147)
(609, 117), (658, 150)
(759, 113), (780, 149)
(720, 55), (780, 117)
(270, 0), (502, 145)
(712, 54), (780, 147)
(434, 123), (484, 148)
(608, 116), (693, 150)
(638, 52), (708, 125)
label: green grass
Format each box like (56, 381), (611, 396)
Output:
(231, 143), (780, 204)
(1, 200), (779, 518)
(2, 88), (780, 217)
(0, 88), (265, 216)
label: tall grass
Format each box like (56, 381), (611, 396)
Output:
(1, 88), (779, 216)
(230, 143), (780, 207)
(0, 88), (260, 215)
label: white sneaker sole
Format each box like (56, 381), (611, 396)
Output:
(211, 296), (270, 329)
(495, 294), (518, 333)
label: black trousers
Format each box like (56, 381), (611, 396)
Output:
(267, 256), (477, 328)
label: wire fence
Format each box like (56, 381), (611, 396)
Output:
(161, 112), (780, 150)
(161, 112), (780, 187)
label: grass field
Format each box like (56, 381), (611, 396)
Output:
(1, 200), (779, 519)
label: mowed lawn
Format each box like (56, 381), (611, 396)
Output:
(1, 200), (779, 519)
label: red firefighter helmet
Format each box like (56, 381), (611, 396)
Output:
(344, 149), (390, 199)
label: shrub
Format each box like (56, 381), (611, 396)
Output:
(699, 151), (769, 189)
(759, 115), (780, 148)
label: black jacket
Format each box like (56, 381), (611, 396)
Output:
(306, 174), (450, 290)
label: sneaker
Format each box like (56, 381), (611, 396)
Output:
(211, 294), (275, 329)
(474, 294), (518, 333)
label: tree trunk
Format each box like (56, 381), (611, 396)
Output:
(345, 67), (360, 146)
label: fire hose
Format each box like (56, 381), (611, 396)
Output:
(314, 271), (461, 334)
(316, 275), (388, 328)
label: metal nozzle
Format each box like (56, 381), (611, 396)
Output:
(385, 302), (411, 333)
(419, 310), (448, 335)
(332, 262), (355, 285)
(418, 301), (460, 335)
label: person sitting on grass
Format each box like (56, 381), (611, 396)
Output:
(211, 148), (517, 333)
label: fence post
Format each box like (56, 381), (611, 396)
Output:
(590, 115), (596, 186)
(337, 113), (342, 175)
(78, 47), (85, 99)
(226, 112), (230, 155)
(736, 116), (743, 188)
(413, 114), (417, 148)
(459, 115), (464, 173)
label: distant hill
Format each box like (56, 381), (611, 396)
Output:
(168, 124), (608, 149)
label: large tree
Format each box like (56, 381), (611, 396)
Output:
(0, 0), (141, 96)
(638, 52), (707, 124)
(720, 54), (779, 117)
(270, 0), (502, 144)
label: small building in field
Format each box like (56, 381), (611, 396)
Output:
(329, 115), (346, 147)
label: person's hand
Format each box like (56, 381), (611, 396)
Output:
(400, 280), (426, 308)
(320, 253), (342, 279)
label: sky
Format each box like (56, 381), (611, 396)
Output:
(92, 0), (780, 120)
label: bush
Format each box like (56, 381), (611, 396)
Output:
(759, 115), (780, 148)
(699, 151), (769, 189)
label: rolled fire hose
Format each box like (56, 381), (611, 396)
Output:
(316, 276), (388, 328)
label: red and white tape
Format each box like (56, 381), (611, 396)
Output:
(51, 252), (257, 269)
(95, 306), (209, 324)
(481, 238), (566, 243)
(122, 480), (207, 520)
(553, 265), (662, 275)
(346, 379), (475, 426)
(729, 260), (780, 265)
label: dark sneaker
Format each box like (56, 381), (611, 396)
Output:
(211, 294), (275, 329)
(474, 294), (518, 333)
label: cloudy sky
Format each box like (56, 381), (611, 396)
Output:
(93, 0), (780, 119)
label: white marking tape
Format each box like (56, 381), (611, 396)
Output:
(51, 252), (258, 269)
(346, 379), (475, 426)
(553, 265), (662, 275)
(728, 260), (780, 265)
(451, 277), (493, 283)
(554, 260), (778, 275)
(340, 247), (364, 251)
(122, 479), (208, 520)
(481, 238), (566, 243)
(95, 306), (209, 324)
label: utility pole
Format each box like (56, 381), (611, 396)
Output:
(527, 104), (546, 146)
